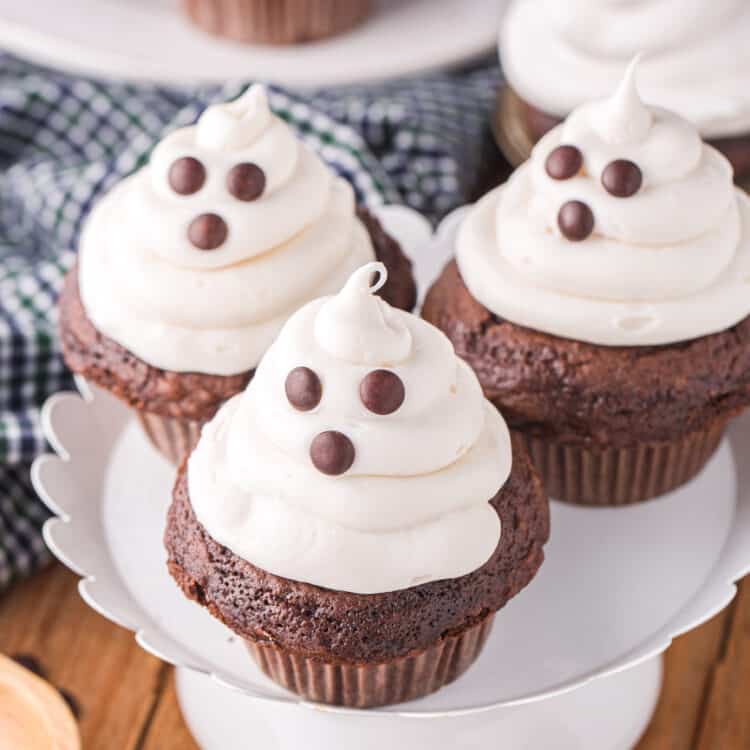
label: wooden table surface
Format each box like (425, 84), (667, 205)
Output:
(0, 563), (748, 749)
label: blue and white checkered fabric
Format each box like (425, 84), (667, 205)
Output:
(0, 52), (502, 591)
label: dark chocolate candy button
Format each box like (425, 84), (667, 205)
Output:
(188, 213), (228, 250)
(227, 162), (266, 202)
(360, 369), (405, 415)
(557, 200), (594, 241)
(168, 156), (206, 195)
(310, 431), (355, 475)
(285, 367), (322, 411)
(545, 145), (583, 180)
(601, 159), (642, 198)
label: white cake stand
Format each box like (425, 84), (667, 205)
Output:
(0, 0), (503, 87)
(32, 206), (750, 748)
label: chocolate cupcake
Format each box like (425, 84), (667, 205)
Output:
(166, 263), (549, 708)
(497, 0), (750, 184)
(424, 63), (750, 505)
(180, 0), (372, 44)
(59, 86), (416, 464)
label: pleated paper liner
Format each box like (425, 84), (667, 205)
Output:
(136, 412), (203, 466)
(179, 0), (372, 44)
(245, 613), (495, 709)
(491, 85), (537, 169)
(517, 420), (727, 506)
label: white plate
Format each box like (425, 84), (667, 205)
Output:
(31, 204), (750, 719)
(0, 0), (502, 87)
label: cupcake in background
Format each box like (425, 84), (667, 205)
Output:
(166, 263), (549, 708)
(424, 62), (750, 505)
(180, 0), (372, 45)
(497, 0), (750, 182)
(59, 85), (416, 464)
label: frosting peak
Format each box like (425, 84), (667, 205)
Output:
(195, 86), (272, 150)
(314, 262), (412, 365)
(186, 265), (512, 594)
(78, 85), (375, 375)
(592, 56), (652, 145)
(457, 67), (750, 346)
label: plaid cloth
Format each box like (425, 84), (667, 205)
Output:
(0, 53), (502, 591)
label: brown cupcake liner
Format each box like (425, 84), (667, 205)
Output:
(517, 421), (727, 506)
(491, 85), (536, 169)
(180, 0), (372, 45)
(245, 613), (495, 708)
(136, 411), (203, 466)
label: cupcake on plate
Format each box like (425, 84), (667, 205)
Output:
(496, 0), (750, 183)
(424, 62), (750, 506)
(59, 85), (416, 464)
(166, 262), (549, 708)
(180, 0), (372, 45)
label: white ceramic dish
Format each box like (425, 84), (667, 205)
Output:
(0, 0), (502, 87)
(31, 205), (750, 746)
(32, 204), (750, 712)
(33, 377), (749, 713)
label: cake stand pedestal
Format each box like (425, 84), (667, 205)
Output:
(175, 658), (662, 750)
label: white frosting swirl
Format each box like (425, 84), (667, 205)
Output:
(457, 64), (750, 346)
(500, 0), (750, 139)
(188, 263), (511, 594)
(79, 85), (374, 375)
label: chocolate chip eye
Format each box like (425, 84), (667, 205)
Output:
(310, 431), (355, 475)
(188, 213), (228, 250)
(227, 162), (266, 202)
(602, 159), (642, 198)
(285, 367), (322, 411)
(545, 145), (583, 180)
(169, 156), (206, 195)
(360, 370), (405, 415)
(557, 200), (594, 241)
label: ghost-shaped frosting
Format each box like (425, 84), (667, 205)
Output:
(456, 62), (750, 346)
(78, 85), (374, 375)
(187, 263), (512, 594)
(501, 0), (750, 140)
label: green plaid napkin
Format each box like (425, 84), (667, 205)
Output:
(0, 53), (502, 591)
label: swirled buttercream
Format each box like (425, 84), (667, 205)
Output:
(79, 85), (374, 375)
(500, 0), (750, 139)
(457, 63), (750, 346)
(188, 263), (511, 594)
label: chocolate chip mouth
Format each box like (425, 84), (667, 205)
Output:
(310, 430), (355, 475)
(188, 212), (228, 250)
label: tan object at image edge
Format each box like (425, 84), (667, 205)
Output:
(0, 654), (80, 750)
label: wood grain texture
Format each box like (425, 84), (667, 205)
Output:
(0, 564), (165, 750)
(693, 580), (750, 750)
(140, 671), (199, 750)
(0, 564), (748, 749)
(635, 609), (732, 750)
